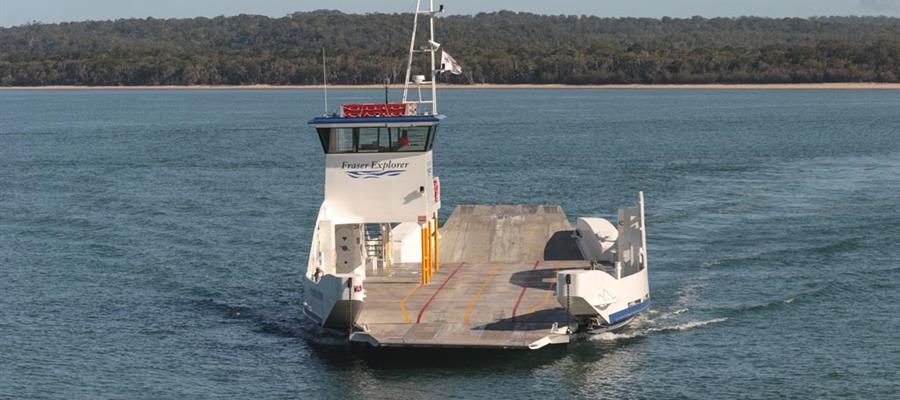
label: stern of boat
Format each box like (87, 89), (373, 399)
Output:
(557, 192), (651, 332)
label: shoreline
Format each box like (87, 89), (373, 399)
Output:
(1, 83), (899, 90)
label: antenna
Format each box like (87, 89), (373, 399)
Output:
(402, 0), (441, 115)
(401, 1), (420, 105)
(322, 48), (329, 115)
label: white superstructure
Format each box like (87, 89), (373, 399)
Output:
(303, 115), (443, 329)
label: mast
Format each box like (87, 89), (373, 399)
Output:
(429, 0), (438, 114)
(401, 0), (440, 115)
(322, 48), (328, 115)
(401, 0), (419, 105)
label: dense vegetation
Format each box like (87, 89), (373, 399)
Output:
(1, 11), (899, 85)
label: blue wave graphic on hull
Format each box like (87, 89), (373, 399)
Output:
(346, 169), (405, 179)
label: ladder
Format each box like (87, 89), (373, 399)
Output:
(364, 224), (385, 269)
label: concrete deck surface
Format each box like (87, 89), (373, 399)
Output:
(354, 204), (587, 349)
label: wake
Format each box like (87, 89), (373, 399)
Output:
(590, 310), (727, 342)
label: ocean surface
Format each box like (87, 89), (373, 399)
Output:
(2, 88), (899, 399)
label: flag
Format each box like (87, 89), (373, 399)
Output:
(440, 51), (462, 75)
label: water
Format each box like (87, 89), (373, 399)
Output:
(2, 88), (899, 399)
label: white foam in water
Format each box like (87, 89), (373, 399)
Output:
(591, 317), (728, 342)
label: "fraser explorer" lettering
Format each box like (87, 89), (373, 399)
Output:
(341, 161), (410, 170)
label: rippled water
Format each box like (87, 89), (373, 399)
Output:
(2, 88), (899, 399)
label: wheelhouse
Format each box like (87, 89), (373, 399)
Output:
(308, 114), (444, 154)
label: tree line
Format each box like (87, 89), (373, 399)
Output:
(1, 11), (898, 86)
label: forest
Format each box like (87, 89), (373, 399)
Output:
(1, 11), (899, 86)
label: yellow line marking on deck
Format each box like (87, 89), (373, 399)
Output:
(523, 261), (562, 319)
(399, 284), (421, 324)
(462, 262), (504, 325)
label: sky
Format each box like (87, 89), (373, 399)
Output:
(1, 0), (899, 27)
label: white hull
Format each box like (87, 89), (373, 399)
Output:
(556, 193), (651, 333)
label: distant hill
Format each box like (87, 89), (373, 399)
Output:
(1, 11), (899, 86)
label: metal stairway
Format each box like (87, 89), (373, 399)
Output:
(364, 224), (385, 269)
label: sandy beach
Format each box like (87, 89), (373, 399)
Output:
(2, 83), (900, 90)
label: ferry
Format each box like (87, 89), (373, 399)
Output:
(301, 0), (650, 349)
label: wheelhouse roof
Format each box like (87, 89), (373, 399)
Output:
(308, 114), (445, 128)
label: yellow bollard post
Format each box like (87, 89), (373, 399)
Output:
(433, 214), (440, 272)
(422, 224), (431, 284)
(426, 223), (432, 282)
(428, 218), (434, 274)
(431, 218), (437, 274)
(421, 225), (427, 284)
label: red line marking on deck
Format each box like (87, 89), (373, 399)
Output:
(416, 262), (466, 324)
(511, 260), (541, 322)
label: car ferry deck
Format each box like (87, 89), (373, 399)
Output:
(353, 204), (585, 349)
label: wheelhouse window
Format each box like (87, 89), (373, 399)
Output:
(316, 126), (438, 154)
(393, 127), (428, 152)
(323, 128), (354, 153)
(357, 128), (381, 152)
